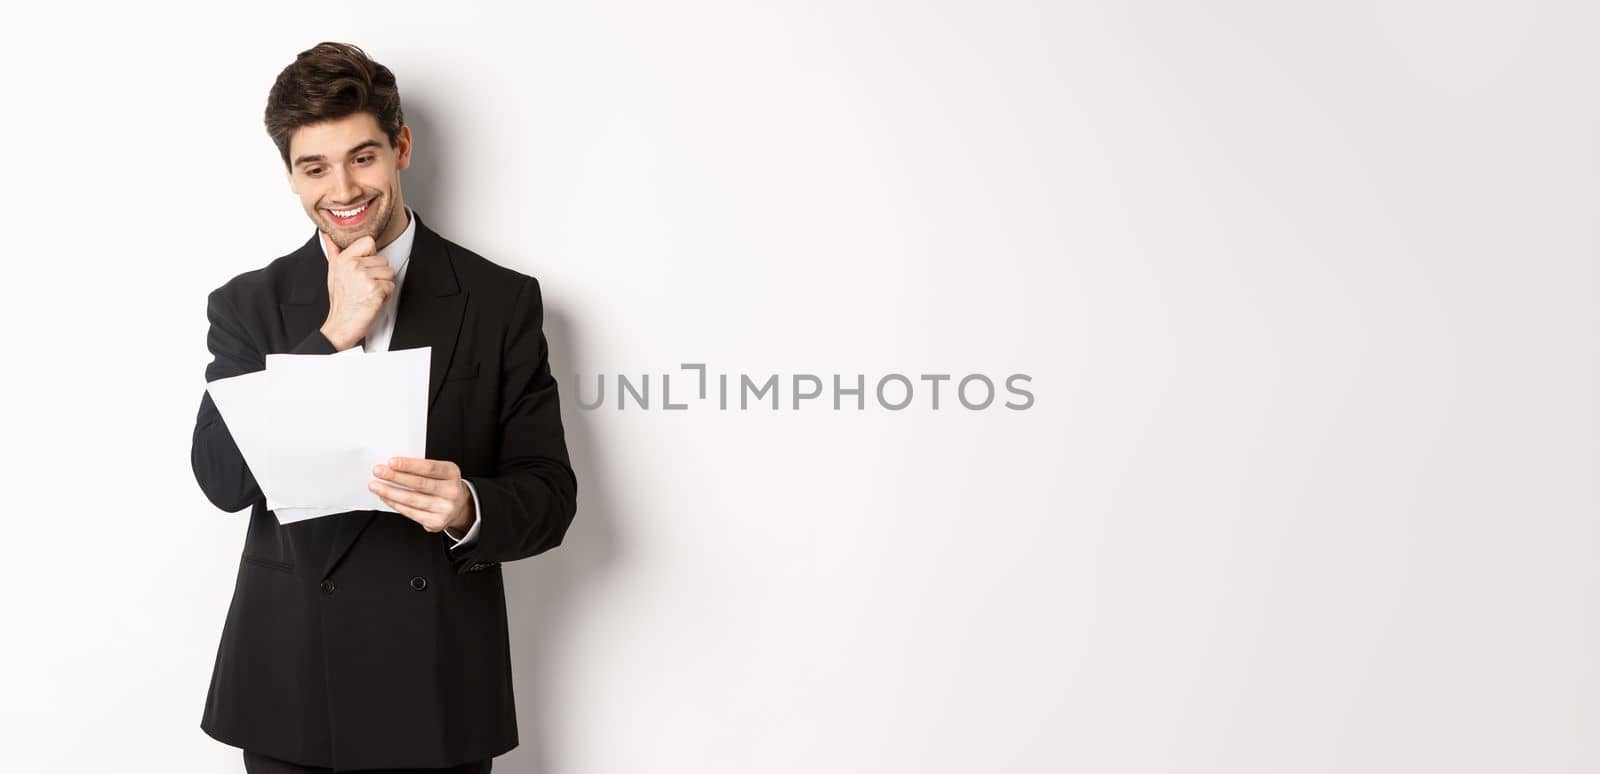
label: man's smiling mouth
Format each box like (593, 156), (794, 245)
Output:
(323, 196), (375, 225)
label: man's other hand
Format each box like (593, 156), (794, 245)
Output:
(320, 232), (394, 350)
(369, 457), (476, 535)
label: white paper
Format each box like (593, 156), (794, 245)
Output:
(205, 346), (430, 524)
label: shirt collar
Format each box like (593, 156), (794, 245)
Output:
(316, 205), (416, 275)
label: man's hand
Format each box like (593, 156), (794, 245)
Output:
(369, 457), (476, 536)
(320, 232), (394, 350)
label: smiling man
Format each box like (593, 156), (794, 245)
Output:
(191, 42), (578, 773)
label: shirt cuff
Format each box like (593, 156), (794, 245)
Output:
(444, 479), (483, 549)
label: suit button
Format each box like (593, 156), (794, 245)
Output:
(320, 580), (335, 595)
(410, 576), (428, 591)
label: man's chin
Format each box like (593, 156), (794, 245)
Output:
(319, 223), (378, 249)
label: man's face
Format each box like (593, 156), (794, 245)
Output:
(286, 111), (412, 250)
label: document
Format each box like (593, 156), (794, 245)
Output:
(206, 346), (430, 524)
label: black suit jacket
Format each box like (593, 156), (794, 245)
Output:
(191, 211), (578, 770)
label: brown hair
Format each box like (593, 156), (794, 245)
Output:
(264, 42), (405, 169)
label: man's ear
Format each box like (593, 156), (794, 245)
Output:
(395, 124), (413, 172)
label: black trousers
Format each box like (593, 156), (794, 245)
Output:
(242, 749), (492, 773)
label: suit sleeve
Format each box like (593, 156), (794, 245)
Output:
(448, 275), (578, 573)
(191, 285), (337, 513)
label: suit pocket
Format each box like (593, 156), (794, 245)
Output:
(445, 360), (480, 381)
(241, 554), (294, 573)
(242, 507), (293, 572)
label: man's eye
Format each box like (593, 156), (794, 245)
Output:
(306, 169), (323, 177)
(357, 156), (374, 164)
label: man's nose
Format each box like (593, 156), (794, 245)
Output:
(331, 168), (363, 204)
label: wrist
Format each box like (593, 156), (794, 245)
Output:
(450, 487), (477, 533)
(320, 322), (356, 351)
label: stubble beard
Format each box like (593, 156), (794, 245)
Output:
(318, 193), (393, 251)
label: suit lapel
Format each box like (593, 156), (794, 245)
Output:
(387, 211), (468, 417)
(279, 233), (329, 349)
(277, 211), (468, 581)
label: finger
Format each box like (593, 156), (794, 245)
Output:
(320, 230), (342, 260)
(374, 491), (446, 532)
(370, 478), (449, 513)
(362, 279), (396, 301)
(363, 265), (396, 281)
(373, 463), (444, 495)
(355, 255), (389, 269)
(344, 235), (377, 258)
(388, 456), (457, 480)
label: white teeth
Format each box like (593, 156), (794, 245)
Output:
(328, 201), (369, 218)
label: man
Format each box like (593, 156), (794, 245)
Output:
(191, 42), (578, 772)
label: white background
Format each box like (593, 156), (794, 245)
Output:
(0, 1), (1595, 771)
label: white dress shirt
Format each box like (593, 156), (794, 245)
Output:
(316, 206), (483, 549)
